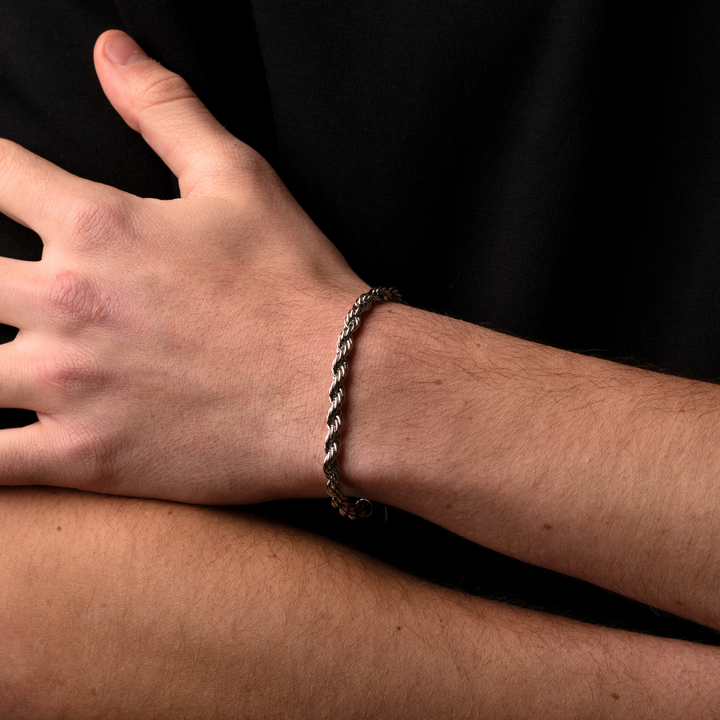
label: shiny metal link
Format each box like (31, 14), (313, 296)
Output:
(324, 287), (402, 519)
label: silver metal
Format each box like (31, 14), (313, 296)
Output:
(324, 287), (402, 519)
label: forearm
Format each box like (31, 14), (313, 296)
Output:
(341, 302), (720, 630)
(2, 487), (717, 719)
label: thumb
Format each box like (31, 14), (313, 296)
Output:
(94, 30), (247, 198)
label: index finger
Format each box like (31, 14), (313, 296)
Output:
(0, 138), (93, 243)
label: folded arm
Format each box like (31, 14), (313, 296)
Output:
(2, 487), (719, 719)
(1, 30), (720, 636)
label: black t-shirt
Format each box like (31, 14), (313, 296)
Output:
(1, 0), (719, 642)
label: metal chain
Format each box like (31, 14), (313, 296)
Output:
(324, 287), (402, 519)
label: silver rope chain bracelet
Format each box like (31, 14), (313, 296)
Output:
(323, 287), (402, 519)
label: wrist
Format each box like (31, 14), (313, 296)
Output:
(337, 301), (476, 512)
(322, 288), (403, 519)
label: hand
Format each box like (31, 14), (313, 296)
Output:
(0, 30), (368, 504)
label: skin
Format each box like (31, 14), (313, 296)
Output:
(0, 31), (368, 505)
(1, 29), (720, 714)
(344, 302), (720, 631)
(1, 487), (720, 720)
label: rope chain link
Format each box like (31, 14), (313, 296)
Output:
(323, 287), (402, 519)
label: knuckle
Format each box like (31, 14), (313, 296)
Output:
(63, 421), (116, 481)
(61, 194), (132, 250)
(220, 141), (286, 208)
(227, 141), (268, 175)
(45, 416), (116, 489)
(226, 141), (274, 185)
(133, 70), (195, 113)
(43, 270), (106, 325)
(37, 348), (103, 396)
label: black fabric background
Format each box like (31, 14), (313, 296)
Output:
(1, 0), (719, 643)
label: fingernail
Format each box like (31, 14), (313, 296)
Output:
(105, 31), (150, 66)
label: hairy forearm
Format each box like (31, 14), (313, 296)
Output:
(341, 302), (720, 631)
(2, 487), (717, 719)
